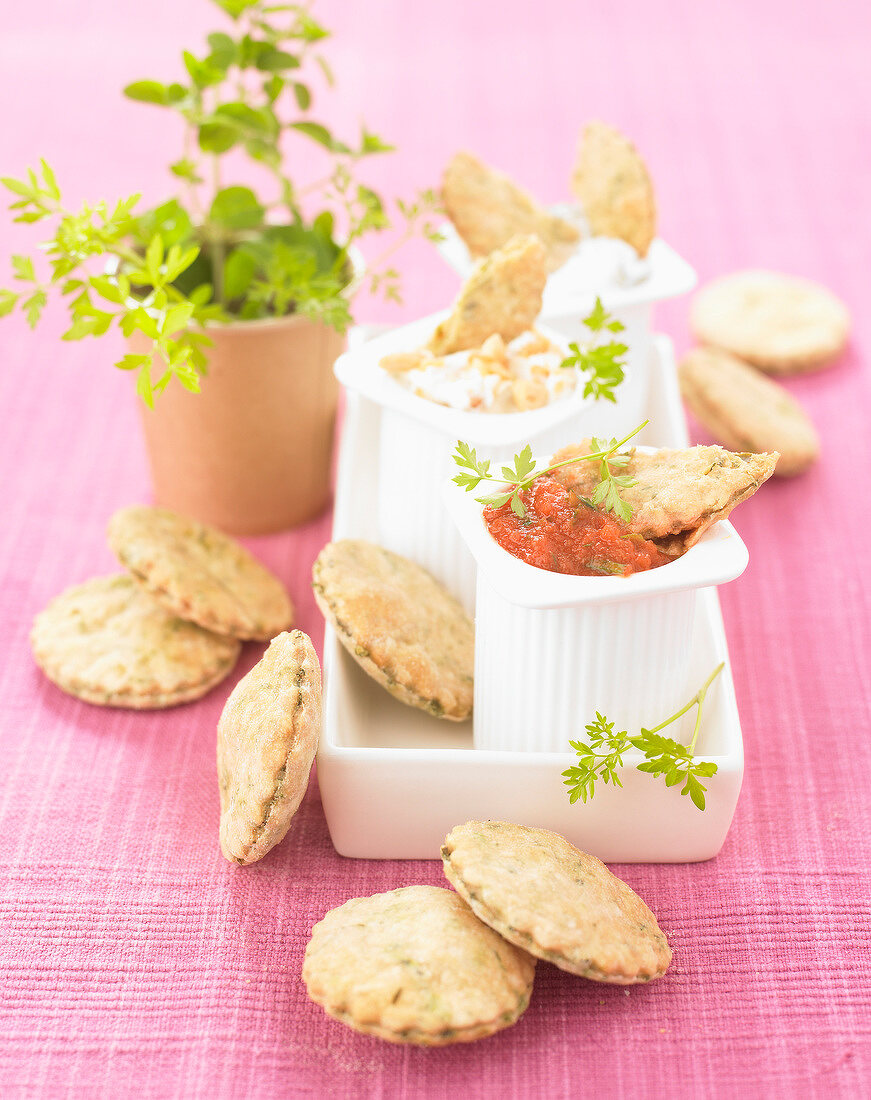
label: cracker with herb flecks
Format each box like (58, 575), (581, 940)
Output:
(571, 121), (657, 257)
(550, 442), (778, 554)
(679, 347), (820, 477)
(217, 630), (321, 865)
(690, 270), (850, 374)
(443, 151), (579, 272)
(429, 234), (547, 356)
(442, 821), (671, 984)
(108, 506), (293, 642)
(311, 539), (474, 720)
(303, 885), (535, 1045)
(30, 574), (240, 708)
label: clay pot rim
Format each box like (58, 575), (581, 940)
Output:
(200, 311), (337, 337)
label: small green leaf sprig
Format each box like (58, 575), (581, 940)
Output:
(560, 297), (629, 403)
(562, 663), (724, 811)
(451, 420), (646, 520)
(0, 162), (221, 406)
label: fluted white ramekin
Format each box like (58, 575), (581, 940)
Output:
(334, 313), (647, 612)
(442, 447), (749, 752)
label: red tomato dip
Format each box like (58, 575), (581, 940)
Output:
(483, 475), (673, 577)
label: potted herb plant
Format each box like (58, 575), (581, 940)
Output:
(0, 0), (438, 533)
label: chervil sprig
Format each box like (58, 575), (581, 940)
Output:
(451, 420), (647, 519)
(560, 297), (628, 403)
(564, 713), (629, 804)
(562, 663), (724, 811)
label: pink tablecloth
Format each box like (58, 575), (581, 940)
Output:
(1, 1), (869, 1096)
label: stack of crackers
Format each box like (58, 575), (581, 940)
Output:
(303, 820), (672, 1046)
(30, 505), (294, 709)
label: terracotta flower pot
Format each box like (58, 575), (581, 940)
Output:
(134, 314), (345, 535)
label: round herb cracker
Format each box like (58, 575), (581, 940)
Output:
(108, 505), (293, 642)
(217, 630), (321, 865)
(303, 885), (535, 1045)
(442, 821), (672, 984)
(679, 346), (820, 477)
(30, 574), (240, 709)
(690, 270), (849, 374)
(312, 539), (474, 720)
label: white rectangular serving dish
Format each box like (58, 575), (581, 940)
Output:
(318, 335), (744, 862)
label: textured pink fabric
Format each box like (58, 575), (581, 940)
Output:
(1, 1), (870, 1096)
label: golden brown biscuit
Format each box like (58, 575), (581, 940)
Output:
(312, 540), (474, 720)
(571, 121), (657, 256)
(30, 574), (240, 708)
(303, 885), (535, 1044)
(679, 347), (820, 477)
(217, 630), (321, 865)
(442, 821), (671, 984)
(443, 151), (579, 271)
(429, 234), (547, 356)
(690, 270), (849, 373)
(108, 506), (293, 641)
(551, 442), (778, 554)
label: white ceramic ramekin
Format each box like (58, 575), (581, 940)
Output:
(334, 313), (647, 612)
(435, 220), (697, 408)
(442, 448), (749, 752)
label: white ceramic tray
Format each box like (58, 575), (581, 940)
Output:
(318, 335), (744, 863)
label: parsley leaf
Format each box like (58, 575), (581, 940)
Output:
(452, 422), (647, 524)
(560, 297), (628, 403)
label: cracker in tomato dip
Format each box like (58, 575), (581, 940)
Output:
(551, 442), (778, 554)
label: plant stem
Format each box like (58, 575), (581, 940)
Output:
(209, 156), (224, 306)
(644, 661), (725, 749)
(538, 420), (648, 483)
(183, 123), (204, 223)
(294, 172), (334, 200)
(348, 223), (415, 297)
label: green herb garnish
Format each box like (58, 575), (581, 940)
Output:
(562, 663), (724, 811)
(560, 297), (628, 403)
(452, 420), (647, 520)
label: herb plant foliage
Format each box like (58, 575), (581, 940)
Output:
(0, 1), (439, 404)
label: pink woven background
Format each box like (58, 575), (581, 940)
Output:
(1, 1), (870, 1096)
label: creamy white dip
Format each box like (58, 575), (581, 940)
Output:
(379, 330), (574, 413)
(550, 236), (649, 293)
